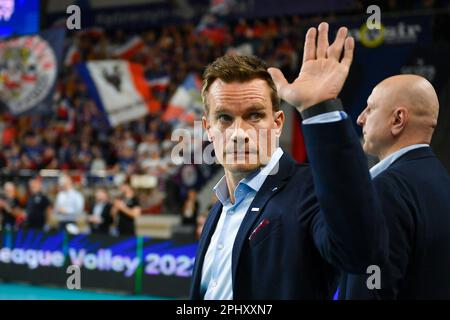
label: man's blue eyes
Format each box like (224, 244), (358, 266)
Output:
(217, 113), (263, 122)
(217, 114), (232, 121)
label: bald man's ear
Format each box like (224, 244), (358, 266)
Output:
(391, 107), (408, 136)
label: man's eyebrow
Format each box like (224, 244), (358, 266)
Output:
(213, 104), (266, 114)
(245, 105), (266, 112)
(213, 106), (232, 114)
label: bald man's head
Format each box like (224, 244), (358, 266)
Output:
(357, 74), (439, 160)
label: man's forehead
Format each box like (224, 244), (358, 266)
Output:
(209, 79), (269, 96)
(367, 86), (381, 106)
(208, 79), (271, 108)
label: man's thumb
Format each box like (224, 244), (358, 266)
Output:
(267, 67), (288, 94)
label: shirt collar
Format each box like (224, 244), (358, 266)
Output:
(213, 147), (284, 205)
(370, 144), (429, 178)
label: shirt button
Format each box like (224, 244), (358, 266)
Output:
(211, 280), (217, 288)
(218, 244), (224, 250)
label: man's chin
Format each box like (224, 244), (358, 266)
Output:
(362, 143), (377, 157)
(224, 163), (261, 174)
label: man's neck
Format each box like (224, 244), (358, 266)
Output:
(224, 170), (252, 205)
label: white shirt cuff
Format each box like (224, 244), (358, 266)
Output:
(302, 111), (348, 124)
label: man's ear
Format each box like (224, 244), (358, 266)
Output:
(391, 107), (408, 136)
(202, 116), (213, 142)
(274, 110), (285, 137)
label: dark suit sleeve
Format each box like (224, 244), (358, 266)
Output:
(302, 114), (388, 274)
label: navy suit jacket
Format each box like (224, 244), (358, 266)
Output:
(301, 116), (450, 299)
(337, 146), (450, 299)
(190, 117), (387, 300)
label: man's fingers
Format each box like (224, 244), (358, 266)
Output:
(268, 67), (289, 96)
(327, 27), (348, 60)
(303, 27), (317, 64)
(342, 36), (355, 68)
(316, 22), (329, 59)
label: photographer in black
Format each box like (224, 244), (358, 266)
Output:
(111, 182), (141, 236)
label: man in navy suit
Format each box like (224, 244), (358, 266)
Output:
(270, 22), (450, 299)
(190, 23), (387, 299)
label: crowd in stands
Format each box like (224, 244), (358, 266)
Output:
(0, 175), (148, 236)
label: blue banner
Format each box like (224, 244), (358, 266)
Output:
(0, 229), (197, 297)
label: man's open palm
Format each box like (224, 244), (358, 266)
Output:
(268, 22), (354, 111)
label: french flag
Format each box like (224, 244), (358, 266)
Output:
(77, 60), (160, 127)
(162, 73), (203, 123)
(112, 36), (145, 60)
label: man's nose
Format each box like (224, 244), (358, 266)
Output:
(357, 112), (365, 127)
(230, 120), (250, 144)
(231, 128), (250, 144)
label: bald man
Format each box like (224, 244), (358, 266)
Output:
(337, 74), (450, 299)
(270, 22), (450, 299)
(359, 75), (439, 165)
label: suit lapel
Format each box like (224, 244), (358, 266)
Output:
(231, 153), (295, 288)
(190, 201), (222, 299)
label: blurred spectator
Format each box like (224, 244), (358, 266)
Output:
(54, 174), (85, 231)
(88, 188), (113, 235)
(137, 133), (160, 156)
(116, 143), (136, 174)
(90, 146), (107, 172)
(111, 182), (141, 236)
(196, 214), (207, 241)
(181, 189), (199, 226)
(24, 177), (52, 230)
(0, 182), (25, 230)
(140, 149), (164, 175)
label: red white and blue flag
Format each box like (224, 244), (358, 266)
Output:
(162, 73), (203, 123)
(77, 60), (160, 127)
